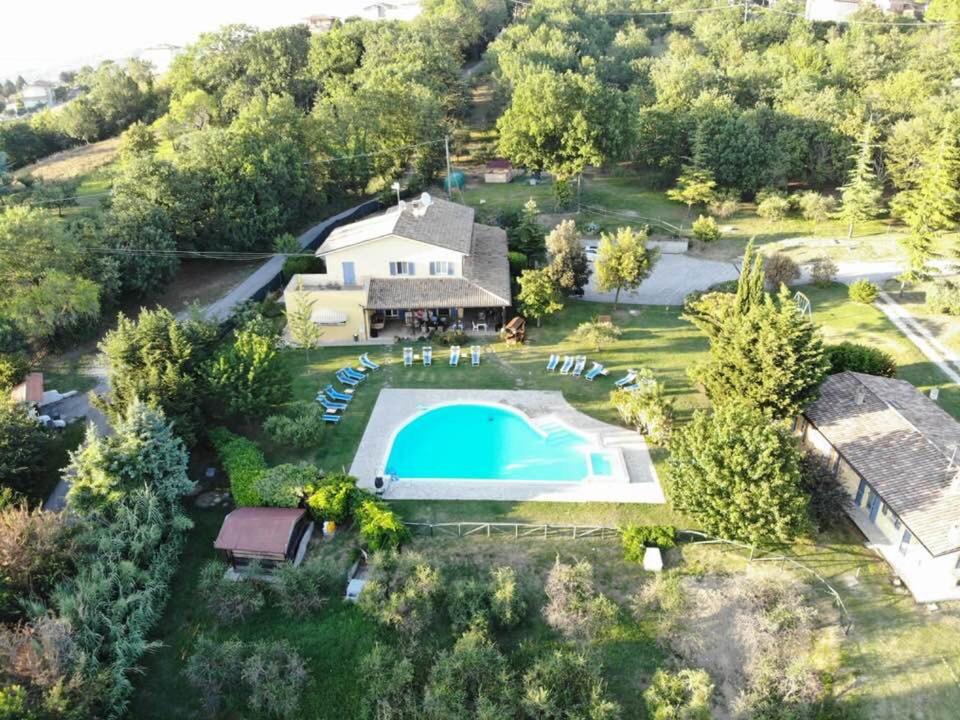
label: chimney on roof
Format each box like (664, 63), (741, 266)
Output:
(855, 388), (866, 405)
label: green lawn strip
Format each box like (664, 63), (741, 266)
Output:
(39, 354), (99, 395)
(801, 283), (960, 419)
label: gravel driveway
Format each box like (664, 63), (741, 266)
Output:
(581, 254), (740, 306)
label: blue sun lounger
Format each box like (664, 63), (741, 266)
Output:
(318, 397), (347, 412)
(585, 362), (605, 381)
(403, 347), (414, 366)
(471, 346), (480, 366)
(337, 370), (360, 387)
(360, 353), (380, 371)
(558, 356), (574, 375)
(325, 384), (353, 402)
(423, 346), (433, 366)
(449, 345), (461, 366)
(546, 354), (559, 372)
(323, 414), (341, 424)
(342, 367), (366, 381)
(614, 369), (637, 388)
(572, 356), (587, 377)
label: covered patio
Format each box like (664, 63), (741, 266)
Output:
(369, 306), (505, 339)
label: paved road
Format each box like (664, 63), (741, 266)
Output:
(582, 254), (740, 305)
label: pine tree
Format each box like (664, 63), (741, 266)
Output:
(837, 121), (883, 239)
(286, 287), (323, 358)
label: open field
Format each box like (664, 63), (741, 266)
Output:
(15, 136), (120, 182)
(881, 276), (960, 355)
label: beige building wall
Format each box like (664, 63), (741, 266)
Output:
(321, 235), (465, 284)
(283, 277), (368, 343)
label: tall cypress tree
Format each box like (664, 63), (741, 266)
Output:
(837, 121), (883, 240)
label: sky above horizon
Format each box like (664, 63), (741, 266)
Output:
(1, 0), (372, 80)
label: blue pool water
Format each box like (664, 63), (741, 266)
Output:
(385, 404), (591, 482)
(591, 453), (612, 476)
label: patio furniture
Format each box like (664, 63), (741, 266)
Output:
(558, 356), (574, 375)
(470, 346), (480, 366)
(502, 316), (526, 344)
(546, 354), (560, 371)
(449, 345), (461, 366)
(325, 384), (353, 402)
(585, 362), (605, 381)
(614, 370), (638, 388)
(344, 366), (367, 380)
(472, 321), (488, 332)
(403, 347), (414, 366)
(337, 370), (361, 387)
(360, 353), (380, 371)
(572, 356), (587, 377)
(423, 346), (433, 366)
(318, 397), (347, 412)
(322, 414), (341, 424)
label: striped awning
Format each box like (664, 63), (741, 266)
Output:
(311, 308), (348, 325)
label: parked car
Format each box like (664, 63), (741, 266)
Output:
(585, 244), (599, 261)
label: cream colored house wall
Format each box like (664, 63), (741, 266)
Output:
(321, 234), (465, 284)
(283, 283), (367, 343)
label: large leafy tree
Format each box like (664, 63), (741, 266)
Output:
(667, 401), (810, 545)
(206, 324), (292, 418)
(594, 226), (657, 309)
(545, 219), (590, 296)
(837, 121), (883, 239)
(67, 400), (193, 517)
(95, 308), (218, 445)
(517, 268), (563, 327)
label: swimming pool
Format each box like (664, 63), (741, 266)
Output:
(384, 403), (603, 482)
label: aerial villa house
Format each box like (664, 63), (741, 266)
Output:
(799, 371), (960, 603)
(213, 507), (314, 573)
(282, 194), (511, 343)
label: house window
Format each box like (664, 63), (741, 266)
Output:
(389, 261), (415, 276)
(430, 261), (454, 276)
(899, 529), (912, 555)
(385, 309), (400, 318)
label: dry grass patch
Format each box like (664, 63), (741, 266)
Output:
(16, 136), (121, 181)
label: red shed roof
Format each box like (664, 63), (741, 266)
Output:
(10, 372), (44, 405)
(486, 158), (513, 170)
(214, 507), (306, 558)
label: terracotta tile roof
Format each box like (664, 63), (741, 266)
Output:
(214, 507), (307, 558)
(804, 372), (960, 556)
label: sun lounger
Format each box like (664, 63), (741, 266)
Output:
(322, 414), (341, 424)
(558, 356), (574, 375)
(471, 346), (480, 366)
(360, 353), (380, 371)
(572, 356), (587, 377)
(449, 345), (461, 366)
(614, 369), (637, 388)
(318, 397), (347, 412)
(325, 384), (353, 402)
(585, 362), (605, 381)
(546, 354), (559, 371)
(343, 367), (366, 381)
(403, 347), (414, 366)
(336, 370), (360, 387)
(423, 346), (433, 366)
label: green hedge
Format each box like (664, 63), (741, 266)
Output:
(306, 473), (360, 523)
(282, 255), (325, 280)
(355, 497), (410, 551)
(621, 525), (677, 562)
(825, 342), (897, 378)
(210, 428), (267, 507)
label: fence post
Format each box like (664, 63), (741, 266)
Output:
(573, 526), (577, 540)
(487, 524), (490, 538)
(544, 525), (548, 539)
(515, 524), (518, 539)
(458, 523), (462, 537)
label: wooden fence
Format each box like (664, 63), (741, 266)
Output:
(403, 521), (620, 540)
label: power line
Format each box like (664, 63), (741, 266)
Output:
(304, 138), (447, 165)
(754, 4), (960, 26)
(508, 0), (736, 18)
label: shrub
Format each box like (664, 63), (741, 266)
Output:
(800, 452), (852, 532)
(184, 635), (246, 716)
(572, 318), (622, 352)
(264, 402), (328, 449)
(447, 577), (491, 633)
(198, 560), (266, 624)
(708, 191), (739, 219)
(0, 503), (75, 615)
(809, 257), (838, 286)
(210, 428), (267, 506)
(543, 558), (618, 641)
(255, 463), (319, 508)
(359, 644), (418, 720)
(282, 254), (325, 279)
(927, 280), (960, 315)
(848, 279), (879, 304)
(0, 353), (28, 390)
(507, 250), (528, 274)
(644, 668), (714, 720)
(242, 640), (308, 720)
(306, 473), (360, 524)
(824, 341), (897, 377)
(621, 525), (677, 562)
(521, 650), (620, 720)
(611, 370), (674, 446)
(764, 253), (800, 289)
(0, 685), (31, 720)
(797, 191), (837, 223)
(359, 550), (440, 637)
(434, 328), (467, 346)
(756, 192), (791, 222)
(355, 497), (410, 551)
(272, 557), (335, 617)
(489, 566), (526, 629)
(632, 571), (685, 632)
(691, 214), (721, 243)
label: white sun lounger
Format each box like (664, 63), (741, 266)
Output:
(546, 354), (559, 371)
(572, 356), (587, 377)
(423, 346), (433, 366)
(360, 353), (380, 370)
(558, 356), (574, 375)
(403, 347), (413, 366)
(615, 369), (637, 388)
(585, 362), (605, 381)
(449, 345), (461, 366)
(470, 346), (480, 366)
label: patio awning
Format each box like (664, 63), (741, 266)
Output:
(311, 308), (348, 324)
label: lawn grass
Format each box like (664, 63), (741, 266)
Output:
(801, 282), (960, 419)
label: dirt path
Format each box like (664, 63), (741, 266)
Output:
(875, 292), (960, 385)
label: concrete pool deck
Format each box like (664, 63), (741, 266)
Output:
(349, 389), (666, 503)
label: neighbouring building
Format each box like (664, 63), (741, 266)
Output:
(483, 158), (517, 184)
(137, 44), (183, 76)
(283, 193), (511, 344)
(799, 371), (960, 603)
(20, 81), (56, 111)
(305, 14), (339, 33)
(360, 1), (423, 21)
(214, 507), (314, 572)
(803, 0), (926, 22)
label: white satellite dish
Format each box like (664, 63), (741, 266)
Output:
(420, 192), (433, 207)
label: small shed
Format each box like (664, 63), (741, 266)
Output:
(502, 315), (526, 344)
(10, 372), (45, 405)
(214, 507), (313, 571)
(484, 158), (517, 184)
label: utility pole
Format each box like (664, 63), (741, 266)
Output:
(743, 0), (750, 22)
(444, 135), (453, 200)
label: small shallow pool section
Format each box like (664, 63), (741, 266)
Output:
(385, 404), (596, 482)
